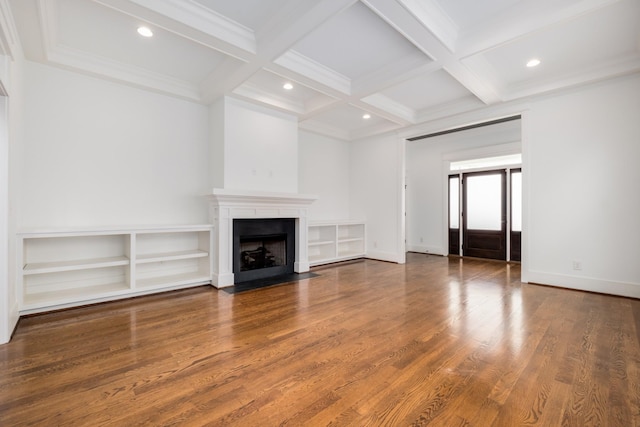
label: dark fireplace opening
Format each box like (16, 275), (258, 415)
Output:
(233, 218), (295, 283)
(240, 234), (286, 271)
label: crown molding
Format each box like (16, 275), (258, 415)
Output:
(0, 0), (21, 58)
(37, 0), (200, 101)
(457, 0), (621, 57)
(108, 0), (256, 54)
(48, 44), (201, 101)
(232, 81), (306, 115)
(504, 53), (640, 101)
(349, 120), (403, 141)
(299, 119), (350, 141)
(361, 93), (416, 123)
(274, 50), (351, 95)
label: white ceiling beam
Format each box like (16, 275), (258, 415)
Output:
(0, 0), (21, 59)
(392, 0), (458, 53)
(99, 0), (256, 54)
(273, 51), (351, 95)
(364, 0), (501, 106)
(200, 0), (357, 103)
(256, 0), (358, 59)
(361, 93), (416, 123)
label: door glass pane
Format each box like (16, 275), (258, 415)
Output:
(449, 176), (459, 229)
(466, 174), (502, 230)
(511, 171), (522, 232)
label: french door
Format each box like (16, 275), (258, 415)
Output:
(449, 168), (521, 261)
(463, 170), (506, 260)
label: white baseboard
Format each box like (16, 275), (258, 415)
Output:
(366, 250), (405, 264)
(406, 245), (446, 256)
(526, 270), (640, 299)
(294, 261), (310, 273)
(212, 272), (234, 288)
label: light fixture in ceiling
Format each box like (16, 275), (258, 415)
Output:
(137, 26), (153, 38)
(526, 58), (541, 68)
(362, 113), (371, 119)
(283, 83), (293, 90)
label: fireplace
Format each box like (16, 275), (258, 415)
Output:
(208, 189), (317, 288)
(233, 218), (295, 282)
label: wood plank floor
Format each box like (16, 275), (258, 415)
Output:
(2, 253), (640, 426)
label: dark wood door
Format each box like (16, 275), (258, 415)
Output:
(462, 170), (506, 260)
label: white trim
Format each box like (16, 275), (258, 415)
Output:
(394, 0), (458, 52)
(406, 245), (446, 255)
(208, 189), (318, 288)
(520, 109), (531, 283)
(107, 0), (256, 54)
(274, 50), (351, 95)
(528, 271), (640, 299)
(397, 136), (406, 264)
(366, 251), (405, 263)
(0, 0), (21, 59)
(362, 93), (415, 123)
(299, 120), (350, 141)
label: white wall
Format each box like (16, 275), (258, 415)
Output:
(20, 62), (210, 228)
(209, 97), (225, 190)
(221, 97), (298, 193)
(526, 74), (640, 296)
(405, 120), (521, 255)
(350, 134), (405, 263)
(298, 130), (350, 220)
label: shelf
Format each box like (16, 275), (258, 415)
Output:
(18, 225), (213, 314)
(308, 220), (365, 267)
(337, 251), (365, 259)
(338, 238), (363, 244)
(136, 272), (211, 289)
(23, 282), (130, 309)
(136, 249), (208, 264)
(23, 256), (130, 275)
(308, 240), (335, 247)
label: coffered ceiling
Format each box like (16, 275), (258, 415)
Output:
(8, 0), (640, 140)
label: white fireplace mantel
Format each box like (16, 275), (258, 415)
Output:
(208, 189), (317, 288)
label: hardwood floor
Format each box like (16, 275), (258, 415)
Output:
(2, 253), (640, 426)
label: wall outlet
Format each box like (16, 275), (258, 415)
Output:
(373, 241), (377, 248)
(572, 260), (582, 270)
(420, 237), (423, 243)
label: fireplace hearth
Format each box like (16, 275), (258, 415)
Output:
(233, 218), (295, 283)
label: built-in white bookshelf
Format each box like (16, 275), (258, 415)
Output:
(308, 221), (365, 266)
(18, 225), (213, 314)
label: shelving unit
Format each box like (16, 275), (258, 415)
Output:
(134, 230), (211, 290)
(18, 225), (213, 314)
(308, 221), (365, 266)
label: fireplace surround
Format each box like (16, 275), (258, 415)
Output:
(233, 218), (295, 283)
(208, 189), (317, 287)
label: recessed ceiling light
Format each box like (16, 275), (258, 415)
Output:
(363, 113), (371, 119)
(283, 83), (293, 90)
(137, 26), (153, 38)
(526, 58), (541, 68)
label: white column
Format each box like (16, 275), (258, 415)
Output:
(210, 205), (234, 287)
(294, 211), (310, 273)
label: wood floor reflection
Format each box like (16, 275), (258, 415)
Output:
(2, 253), (640, 426)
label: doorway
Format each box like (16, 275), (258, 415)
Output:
(449, 165), (521, 261)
